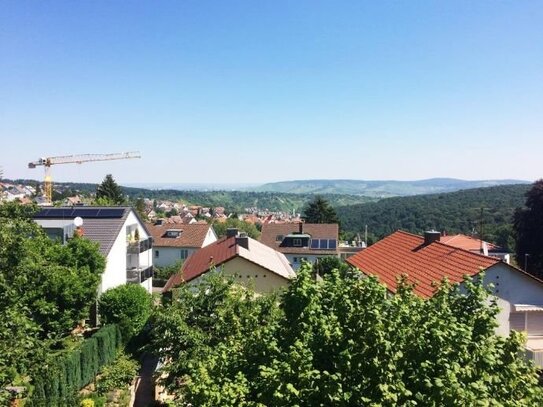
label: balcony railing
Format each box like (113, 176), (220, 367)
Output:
(127, 237), (153, 254)
(126, 266), (153, 284)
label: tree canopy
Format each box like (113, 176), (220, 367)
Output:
(0, 202), (105, 398)
(302, 196), (339, 224)
(212, 217), (261, 239)
(149, 265), (543, 406)
(96, 174), (125, 205)
(514, 179), (543, 277)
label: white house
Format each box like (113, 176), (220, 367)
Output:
(34, 206), (153, 294)
(147, 222), (217, 267)
(346, 230), (543, 367)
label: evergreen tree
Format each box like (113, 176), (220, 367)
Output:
(96, 174), (125, 205)
(513, 179), (543, 277)
(302, 195), (339, 224)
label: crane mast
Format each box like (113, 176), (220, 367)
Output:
(28, 151), (141, 204)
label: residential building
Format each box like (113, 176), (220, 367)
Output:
(440, 233), (511, 263)
(260, 222), (341, 269)
(34, 206), (153, 294)
(163, 228), (295, 294)
(346, 230), (543, 367)
(148, 222), (217, 267)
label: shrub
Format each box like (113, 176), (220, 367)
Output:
(98, 285), (153, 339)
(96, 352), (139, 394)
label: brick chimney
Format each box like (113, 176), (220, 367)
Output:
(226, 228), (239, 238)
(299, 221), (303, 234)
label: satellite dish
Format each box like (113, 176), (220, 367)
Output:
(74, 217), (84, 227)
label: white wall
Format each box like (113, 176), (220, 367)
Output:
(203, 227), (218, 247)
(480, 263), (543, 337)
(100, 210), (153, 295)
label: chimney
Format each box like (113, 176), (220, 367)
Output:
(424, 230), (441, 245)
(299, 221), (303, 234)
(226, 228), (239, 238)
(155, 218), (164, 226)
(236, 233), (249, 250)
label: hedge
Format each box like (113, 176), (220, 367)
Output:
(27, 324), (122, 406)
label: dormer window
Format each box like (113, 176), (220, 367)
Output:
(164, 229), (182, 238)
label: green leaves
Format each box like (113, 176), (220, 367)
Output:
(150, 264), (543, 406)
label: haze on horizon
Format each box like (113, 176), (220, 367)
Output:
(1, 1), (542, 185)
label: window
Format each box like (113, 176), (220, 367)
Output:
(155, 250), (159, 258)
(293, 238), (302, 247)
(180, 249), (189, 259)
(510, 312), (543, 336)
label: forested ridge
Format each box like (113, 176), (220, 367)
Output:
(337, 184), (530, 245)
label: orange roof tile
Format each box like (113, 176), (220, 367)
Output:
(147, 223), (213, 248)
(440, 234), (502, 252)
(163, 236), (295, 291)
(346, 230), (500, 298)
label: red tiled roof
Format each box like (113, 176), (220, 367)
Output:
(260, 223), (339, 254)
(147, 223), (213, 248)
(346, 230), (500, 298)
(163, 236), (295, 291)
(440, 234), (502, 252)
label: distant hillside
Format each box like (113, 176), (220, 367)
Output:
(6, 179), (374, 213)
(251, 178), (528, 197)
(336, 184), (530, 248)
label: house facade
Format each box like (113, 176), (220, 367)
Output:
(346, 230), (543, 367)
(163, 228), (295, 295)
(260, 223), (341, 270)
(148, 222), (217, 267)
(34, 206), (153, 294)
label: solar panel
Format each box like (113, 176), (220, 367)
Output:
(97, 209), (125, 218)
(319, 239), (328, 249)
(72, 209), (101, 218)
(328, 239), (337, 249)
(311, 239), (319, 249)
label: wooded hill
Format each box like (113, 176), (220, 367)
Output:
(336, 184), (530, 248)
(6, 179), (375, 213)
(252, 178), (528, 197)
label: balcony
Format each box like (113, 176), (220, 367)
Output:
(126, 266), (153, 284)
(525, 338), (543, 369)
(127, 237), (153, 254)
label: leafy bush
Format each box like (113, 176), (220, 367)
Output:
(98, 284), (153, 339)
(150, 266), (543, 406)
(154, 260), (183, 281)
(96, 352), (139, 394)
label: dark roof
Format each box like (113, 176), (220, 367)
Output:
(34, 206), (137, 256)
(163, 236), (295, 291)
(147, 223), (214, 248)
(260, 223), (339, 254)
(346, 230), (500, 298)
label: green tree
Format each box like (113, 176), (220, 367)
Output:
(302, 195), (339, 224)
(150, 265), (543, 406)
(514, 179), (543, 277)
(96, 174), (125, 205)
(312, 256), (349, 278)
(212, 218), (260, 239)
(98, 284), (153, 338)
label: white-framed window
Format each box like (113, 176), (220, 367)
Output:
(293, 238), (302, 247)
(510, 312), (543, 336)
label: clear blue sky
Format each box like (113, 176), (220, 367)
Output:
(1, 1), (542, 185)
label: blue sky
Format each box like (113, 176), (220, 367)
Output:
(1, 1), (542, 185)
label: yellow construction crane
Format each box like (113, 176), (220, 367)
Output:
(28, 151), (141, 203)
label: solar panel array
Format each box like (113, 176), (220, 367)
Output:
(310, 239), (337, 250)
(35, 207), (126, 219)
